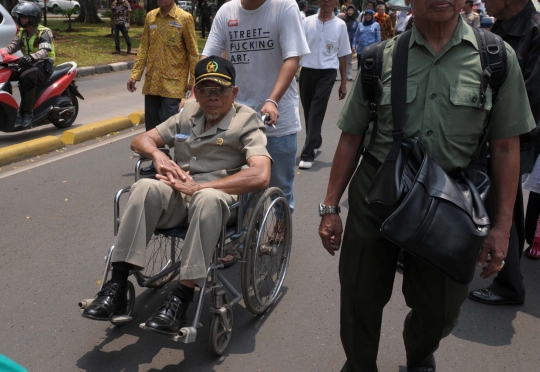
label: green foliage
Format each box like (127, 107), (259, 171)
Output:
(53, 6), (78, 31)
(102, 10), (112, 18)
(131, 9), (146, 26)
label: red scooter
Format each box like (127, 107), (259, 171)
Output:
(0, 53), (84, 132)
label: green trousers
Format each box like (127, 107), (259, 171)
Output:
(339, 160), (469, 372)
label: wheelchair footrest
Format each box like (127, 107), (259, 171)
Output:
(138, 324), (198, 344)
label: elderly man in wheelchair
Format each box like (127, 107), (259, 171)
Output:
(81, 56), (275, 339)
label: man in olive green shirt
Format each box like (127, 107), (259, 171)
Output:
(318, 0), (535, 370)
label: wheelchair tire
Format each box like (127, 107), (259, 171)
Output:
(209, 308), (233, 356)
(135, 234), (182, 289)
(110, 280), (135, 327)
(241, 187), (292, 315)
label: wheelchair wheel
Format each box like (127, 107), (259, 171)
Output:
(209, 308), (233, 356)
(241, 187), (292, 315)
(110, 280), (135, 327)
(137, 234), (182, 289)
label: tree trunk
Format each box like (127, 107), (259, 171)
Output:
(74, 0), (103, 23)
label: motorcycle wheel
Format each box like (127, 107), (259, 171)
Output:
(50, 94), (79, 129)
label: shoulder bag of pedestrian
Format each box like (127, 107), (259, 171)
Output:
(359, 29), (508, 285)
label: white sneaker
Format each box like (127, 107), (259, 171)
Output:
(299, 160), (313, 169)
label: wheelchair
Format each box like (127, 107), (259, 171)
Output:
(79, 155), (292, 355)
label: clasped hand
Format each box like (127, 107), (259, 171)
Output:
(153, 152), (201, 195)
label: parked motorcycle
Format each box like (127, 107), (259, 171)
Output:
(0, 53), (84, 132)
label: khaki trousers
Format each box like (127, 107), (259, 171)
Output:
(339, 160), (468, 372)
(111, 179), (234, 287)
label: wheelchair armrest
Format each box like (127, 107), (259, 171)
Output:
(134, 148), (170, 182)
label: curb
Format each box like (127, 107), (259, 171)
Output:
(60, 116), (134, 145)
(76, 61), (130, 78)
(0, 136), (65, 167)
(0, 111), (145, 167)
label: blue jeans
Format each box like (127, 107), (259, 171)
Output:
(113, 23), (131, 51)
(266, 133), (297, 213)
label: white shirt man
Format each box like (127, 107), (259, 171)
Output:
(202, 0), (310, 212)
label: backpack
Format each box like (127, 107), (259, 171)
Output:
(359, 28), (508, 157)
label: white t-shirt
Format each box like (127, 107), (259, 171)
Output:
(395, 10), (409, 33)
(300, 15), (351, 70)
(300, 10), (306, 21)
(203, 0), (310, 137)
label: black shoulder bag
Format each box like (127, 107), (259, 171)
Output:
(363, 29), (507, 285)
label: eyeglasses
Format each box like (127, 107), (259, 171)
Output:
(196, 86), (233, 97)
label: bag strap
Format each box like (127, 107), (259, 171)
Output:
(361, 40), (388, 151)
(470, 28), (508, 162)
(386, 30), (412, 161)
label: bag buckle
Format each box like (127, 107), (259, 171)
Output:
(364, 57), (375, 70)
(392, 130), (404, 141)
(368, 102), (378, 117)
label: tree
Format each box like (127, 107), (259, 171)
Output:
(74, 0), (103, 23)
(54, 6), (78, 32)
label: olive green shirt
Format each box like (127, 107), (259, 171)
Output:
(157, 101), (272, 184)
(338, 17), (536, 172)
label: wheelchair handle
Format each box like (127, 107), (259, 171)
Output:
(261, 114), (276, 130)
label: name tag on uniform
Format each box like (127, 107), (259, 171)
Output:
(169, 21), (181, 28)
(150, 24), (157, 29)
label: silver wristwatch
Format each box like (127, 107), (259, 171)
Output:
(319, 202), (341, 216)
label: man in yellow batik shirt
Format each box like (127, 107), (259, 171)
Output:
(127, 0), (199, 174)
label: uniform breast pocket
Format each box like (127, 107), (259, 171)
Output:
(446, 84), (492, 137)
(378, 83), (418, 133)
(323, 37), (338, 55)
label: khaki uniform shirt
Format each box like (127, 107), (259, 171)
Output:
(338, 18), (536, 172)
(156, 101), (272, 184)
(130, 6), (199, 99)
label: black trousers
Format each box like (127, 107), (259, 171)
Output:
(144, 95), (181, 132)
(201, 16), (211, 38)
(340, 160), (468, 372)
(299, 67), (337, 162)
(113, 23), (131, 50)
(10, 63), (49, 91)
(488, 181), (526, 302)
(525, 191), (540, 244)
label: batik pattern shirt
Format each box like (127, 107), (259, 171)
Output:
(374, 13), (394, 40)
(353, 22), (381, 54)
(111, 0), (131, 25)
(131, 6), (199, 99)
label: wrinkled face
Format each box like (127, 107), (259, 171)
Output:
(377, 5), (385, 15)
(484, 0), (506, 19)
(195, 81), (238, 119)
(407, 0), (465, 23)
(347, 7), (355, 16)
(365, 12), (373, 21)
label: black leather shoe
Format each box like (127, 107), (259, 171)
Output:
(468, 288), (524, 306)
(82, 281), (127, 321)
(407, 354), (436, 372)
(144, 293), (189, 335)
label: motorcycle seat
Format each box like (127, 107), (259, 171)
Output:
(39, 64), (73, 86)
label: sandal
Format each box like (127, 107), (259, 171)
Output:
(218, 253), (237, 268)
(525, 245), (540, 260)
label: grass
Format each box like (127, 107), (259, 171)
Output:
(47, 19), (208, 67)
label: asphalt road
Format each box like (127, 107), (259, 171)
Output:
(1, 72), (540, 371)
(0, 70), (143, 148)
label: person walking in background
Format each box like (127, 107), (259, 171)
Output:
(111, 0), (132, 54)
(343, 5), (358, 81)
(340, 0), (352, 13)
(469, 0), (540, 306)
(298, 0), (308, 21)
(199, 0), (213, 39)
(352, 9), (380, 70)
(357, 1), (375, 23)
(395, 9), (409, 35)
(374, 3), (394, 40)
(298, 0), (350, 170)
(462, 0), (480, 27)
(128, 0), (199, 174)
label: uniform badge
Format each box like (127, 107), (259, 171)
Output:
(207, 61), (218, 72)
(326, 44), (333, 52)
(216, 138), (224, 145)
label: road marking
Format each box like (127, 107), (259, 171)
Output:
(0, 128), (144, 180)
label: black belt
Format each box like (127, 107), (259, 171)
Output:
(362, 151), (382, 170)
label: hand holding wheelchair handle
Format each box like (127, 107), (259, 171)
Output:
(260, 100), (279, 128)
(260, 113), (276, 130)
